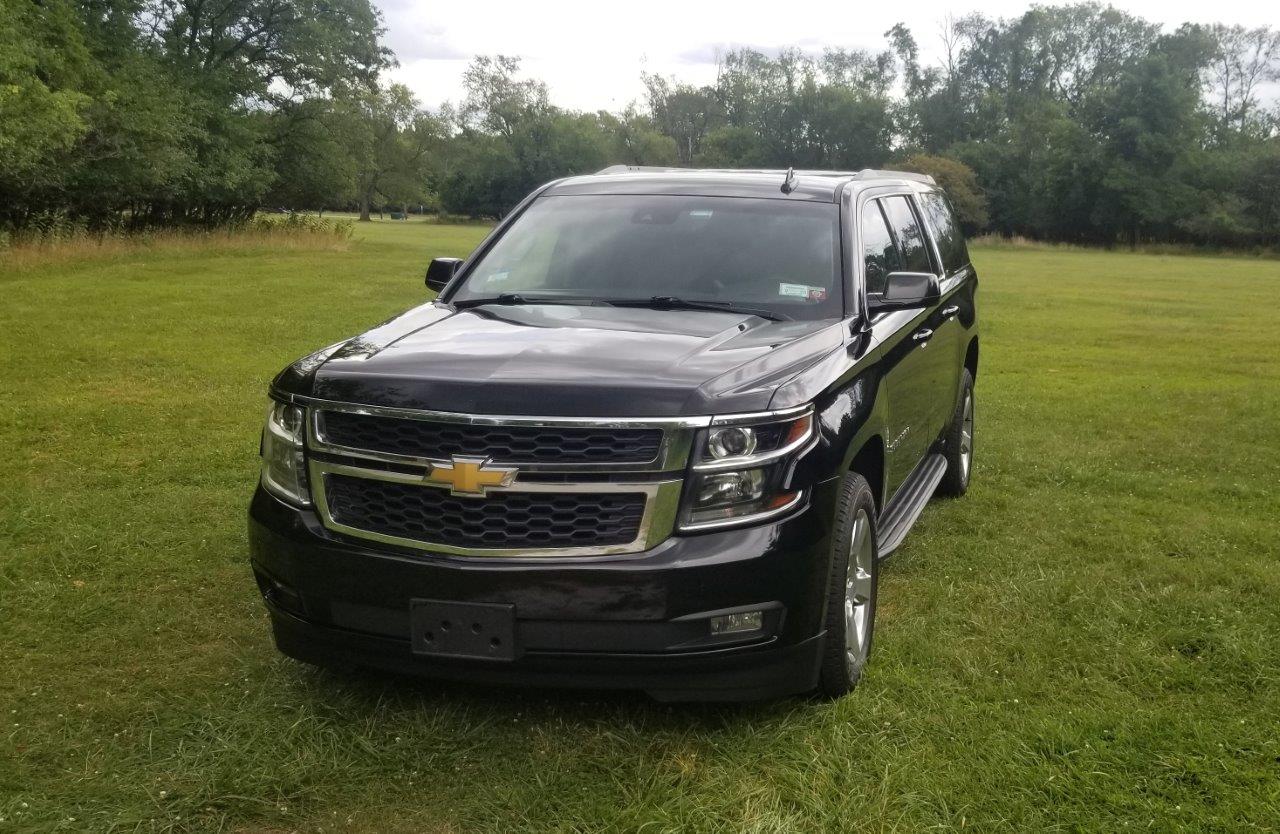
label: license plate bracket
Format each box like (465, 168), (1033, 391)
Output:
(410, 599), (518, 661)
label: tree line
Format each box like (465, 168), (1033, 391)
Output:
(3, 1), (1278, 246)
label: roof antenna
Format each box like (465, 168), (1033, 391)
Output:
(780, 167), (798, 195)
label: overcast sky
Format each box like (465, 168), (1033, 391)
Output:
(376, 0), (1278, 112)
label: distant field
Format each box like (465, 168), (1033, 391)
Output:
(2, 219), (1279, 832)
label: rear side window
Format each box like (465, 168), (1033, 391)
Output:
(880, 196), (934, 274)
(861, 201), (901, 296)
(920, 192), (970, 275)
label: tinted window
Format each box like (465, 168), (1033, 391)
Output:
(861, 201), (901, 296)
(881, 196), (934, 273)
(453, 195), (842, 321)
(920, 192), (970, 274)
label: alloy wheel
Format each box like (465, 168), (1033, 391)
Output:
(960, 391), (974, 484)
(843, 509), (874, 676)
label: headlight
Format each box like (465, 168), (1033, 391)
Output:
(680, 409), (814, 530)
(696, 468), (766, 505)
(261, 400), (310, 505)
(707, 425), (758, 459)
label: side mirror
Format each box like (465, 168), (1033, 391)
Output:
(425, 257), (463, 293)
(867, 272), (940, 312)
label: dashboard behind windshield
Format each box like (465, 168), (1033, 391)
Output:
(448, 195), (843, 321)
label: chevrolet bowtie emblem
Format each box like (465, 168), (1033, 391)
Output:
(424, 455), (518, 497)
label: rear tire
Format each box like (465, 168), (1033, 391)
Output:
(817, 473), (879, 698)
(939, 369), (974, 497)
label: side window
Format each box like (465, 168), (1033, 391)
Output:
(880, 196), (934, 274)
(920, 192), (970, 275)
(860, 200), (901, 296)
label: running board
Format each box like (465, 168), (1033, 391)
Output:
(876, 453), (947, 558)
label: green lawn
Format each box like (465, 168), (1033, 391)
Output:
(3, 219), (1279, 832)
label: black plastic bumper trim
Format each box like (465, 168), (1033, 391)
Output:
(267, 603), (824, 702)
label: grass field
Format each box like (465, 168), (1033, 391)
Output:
(3, 217), (1279, 832)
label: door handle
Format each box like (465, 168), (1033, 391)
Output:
(942, 305), (960, 318)
(913, 328), (934, 342)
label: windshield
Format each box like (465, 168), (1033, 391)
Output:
(448, 195), (843, 321)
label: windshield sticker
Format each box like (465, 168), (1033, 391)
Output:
(779, 282), (825, 301)
(689, 209), (714, 218)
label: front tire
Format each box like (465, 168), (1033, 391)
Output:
(939, 369), (975, 497)
(817, 473), (879, 698)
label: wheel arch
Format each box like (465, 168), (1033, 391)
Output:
(848, 435), (885, 513)
(964, 336), (979, 381)
(800, 365), (890, 501)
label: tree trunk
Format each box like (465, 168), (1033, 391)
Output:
(358, 192), (372, 222)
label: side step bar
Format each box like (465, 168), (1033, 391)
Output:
(876, 453), (947, 558)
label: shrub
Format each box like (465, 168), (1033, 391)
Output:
(242, 212), (354, 240)
(0, 212), (353, 271)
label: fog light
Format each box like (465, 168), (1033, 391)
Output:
(709, 610), (763, 635)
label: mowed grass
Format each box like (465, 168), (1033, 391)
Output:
(2, 218), (1279, 832)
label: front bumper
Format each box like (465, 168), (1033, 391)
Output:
(248, 477), (839, 701)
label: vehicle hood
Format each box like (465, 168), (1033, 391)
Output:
(274, 303), (846, 417)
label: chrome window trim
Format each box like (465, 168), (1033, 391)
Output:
(309, 458), (683, 558)
(851, 187), (942, 317)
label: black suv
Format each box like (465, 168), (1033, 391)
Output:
(250, 167), (979, 701)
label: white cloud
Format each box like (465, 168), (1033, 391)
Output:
(377, 0), (1280, 112)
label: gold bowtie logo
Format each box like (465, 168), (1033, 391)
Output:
(424, 455), (518, 497)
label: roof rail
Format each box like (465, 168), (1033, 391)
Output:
(595, 165), (937, 186)
(595, 165), (688, 175)
(853, 168), (936, 185)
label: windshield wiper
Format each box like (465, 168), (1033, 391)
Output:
(450, 293), (611, 309)
(452, 293), (789, 321)
(610, 296), (790, 322)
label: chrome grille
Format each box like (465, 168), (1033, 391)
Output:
(297, 400), (705, 558)
(319, 410), (662, 464)
(325, 474), (646, 549)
